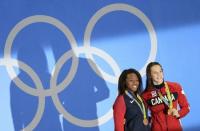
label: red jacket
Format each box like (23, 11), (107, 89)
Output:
(142, 81), (190, 131)
(113, 94), (150, 131)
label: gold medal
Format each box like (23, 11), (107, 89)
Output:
(143, 118), (148, 126)
(168, 108), (173, 115)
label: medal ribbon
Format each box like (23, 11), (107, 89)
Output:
(157, 82), (173, 109)
(125, 90), (147, 119)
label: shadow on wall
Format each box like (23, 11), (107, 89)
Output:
(10, 37), (109, 131)
(10, 44), (62, 131)
(60, 58), (110, 131)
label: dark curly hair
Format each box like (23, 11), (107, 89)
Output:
(118, 68), (143, 95)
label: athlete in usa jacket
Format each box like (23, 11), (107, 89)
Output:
(113, 69), (150, 131)
(142, 62), (190, 131)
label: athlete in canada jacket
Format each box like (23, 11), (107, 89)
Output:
(142, 62), (190, 131)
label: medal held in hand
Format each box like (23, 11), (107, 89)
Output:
(143, 118), (148, 126)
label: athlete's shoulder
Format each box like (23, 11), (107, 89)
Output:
(142, 89), (156, 100)
(166, 81), (182, 91)
(113, 95), (125, 106)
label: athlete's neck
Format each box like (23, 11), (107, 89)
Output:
(127, 89), (137, 96)
(153, 81), (164, 89)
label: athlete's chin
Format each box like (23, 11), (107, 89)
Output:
(130, 88), (137, 93)
(155, 79), (163, 84)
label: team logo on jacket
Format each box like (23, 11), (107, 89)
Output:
(130, 99), (134, 103)
(151, 91), (157, 97)
(147, 92), (178, 106)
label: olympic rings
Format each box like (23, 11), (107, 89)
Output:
(1, 3), (157, 129)
(84, 3), (157, 77)
(0, 58), (45, 131)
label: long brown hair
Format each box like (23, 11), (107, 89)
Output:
(145, 62), (163, 91)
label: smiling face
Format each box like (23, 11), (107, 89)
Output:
(150, 65), (164, 85)
(126, 73), (139, 93)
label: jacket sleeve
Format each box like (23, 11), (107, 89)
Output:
(176, 83), (190, 118)
(113, 95), (126, 131)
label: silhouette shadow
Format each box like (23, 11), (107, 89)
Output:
(48, 27), (110, 130)
(58, 57), (110, 131)
(10, 43), (62, 131)
(10, 36), (110, 131)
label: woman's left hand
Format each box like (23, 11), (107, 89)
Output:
(168, 108), (180, 118)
